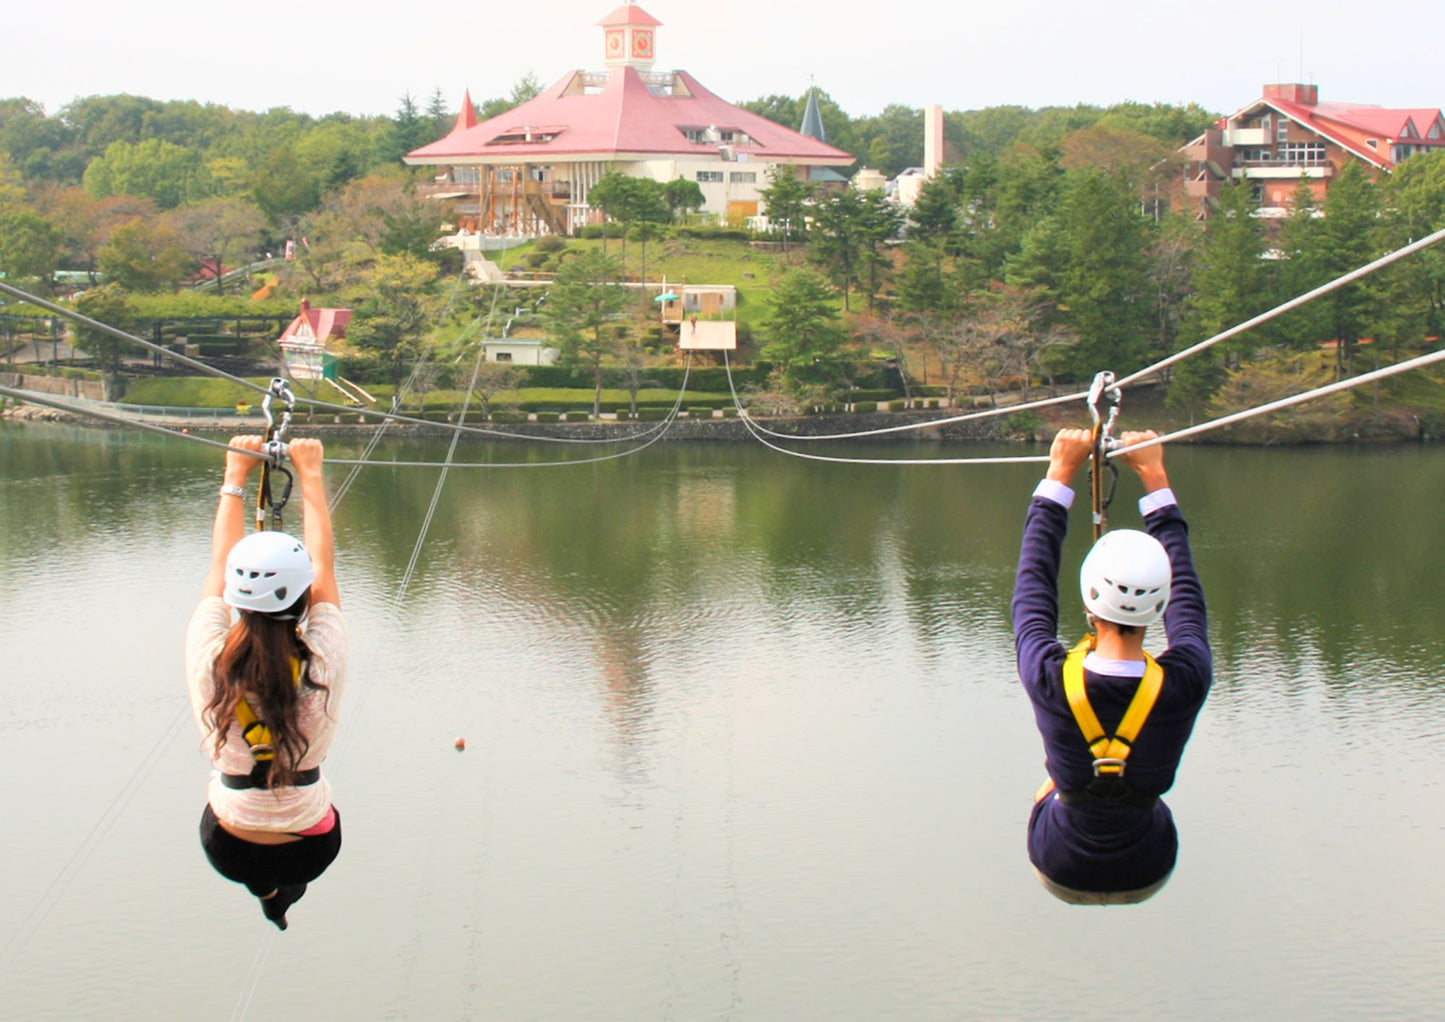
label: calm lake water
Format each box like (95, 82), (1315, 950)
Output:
(1, 422), (1443, 1021)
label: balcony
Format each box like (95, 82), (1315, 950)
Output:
(1232, 160), (1333, 180)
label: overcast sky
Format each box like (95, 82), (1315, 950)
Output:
(7, 0), (1444, 123)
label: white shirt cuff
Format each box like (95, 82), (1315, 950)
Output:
(1033, 478), (1075, 509)
(1139, 488), (1178, 515)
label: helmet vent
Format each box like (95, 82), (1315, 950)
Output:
(274, 586), (288, 602)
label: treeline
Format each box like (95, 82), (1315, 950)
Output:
(0, 82), (1219, 303)
(740, 91), (1218, 179)
(747, 141), (1445, 410)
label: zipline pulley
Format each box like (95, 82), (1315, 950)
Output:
(257, 378), (296, 532)
(1087, 371), (1122, 541)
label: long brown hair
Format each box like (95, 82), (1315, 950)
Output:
(205, 598), (329, 789)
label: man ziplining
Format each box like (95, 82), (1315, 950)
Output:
(1012, 428), (1212, 904)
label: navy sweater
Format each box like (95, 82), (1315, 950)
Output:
(1011, 492), (1211, 892)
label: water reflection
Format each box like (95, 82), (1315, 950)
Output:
(4, 424), (1445, 1019)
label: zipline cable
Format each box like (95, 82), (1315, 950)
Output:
(0, 279), (678, 446)
(719, 223), (1445, 445)
(0, 379), (692, 470)
(331, 280), (506, 508)
(724, 345), (1445, 467)
(1109, 346), (1445, 456)
(1117, 223), (1445, 389)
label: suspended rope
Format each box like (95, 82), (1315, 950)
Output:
(1110, 346), (1445, 456)
(331, 277), (508, 509)
(0, 704), (192, 975)
(0, 279), (674, 446)
(1117, 223), (1445, 389)
(0, 373), (694, 471)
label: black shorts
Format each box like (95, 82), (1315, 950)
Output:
(199, 803), (342, 896)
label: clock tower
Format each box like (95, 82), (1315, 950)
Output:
(599, 2), (661, 72)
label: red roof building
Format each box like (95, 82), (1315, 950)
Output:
(1182, 82), (1445, 217)
(278, 298), (351, 382)
(405, 3), (854, 235)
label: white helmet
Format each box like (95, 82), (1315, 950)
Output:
(224, 531), (314, 615)
(1079, 529), (1171, 628)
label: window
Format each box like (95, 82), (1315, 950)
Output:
(696, 171), (724, 183)
(1278, 142), (1326, 165)
(1276, 118), (1290, 142)
(729, 171), (757, 184)
(494, 352), (513, 362)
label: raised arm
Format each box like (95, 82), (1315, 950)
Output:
(201, 435), (266, 599)
(1012, 429), (1093, 686)
(288, 438), (339, 608)
(1117, 431), (1209, 660)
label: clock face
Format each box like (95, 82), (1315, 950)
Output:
(606, 29), (624, 57)
(632, 30), (652, 58)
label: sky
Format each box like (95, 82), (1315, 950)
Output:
(7, 0), (1445, 123)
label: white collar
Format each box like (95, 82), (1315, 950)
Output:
(1081, 651), (1147, 678)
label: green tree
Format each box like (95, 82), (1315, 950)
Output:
(1054, 169), (1153, 375)
(251, 144), (322, 221)
(73, 284), (137, 400)
(757, 165), (812, 250)
(162, 196), (267, 295)
(907, 169), (962, 247)
(1273, 183), (1329, 350)
(0, 203), (61, 283)
(479, 74), (544, 121)
(761, 268), (845, 387)
(1380, 149), (1445, 344)
(346, 253), (442, 388)
(809, 189), (869, 311)
(588, 173), (667, 267)
(97, 219), (192, 291)
(856, 190), (904, 313)
(1177, 180), (1267, 375)
(545, 249), (627, 414)
(82, 138), (206, 208)
(661, 177), (705, 218)
(1318, 163), (1382, 374)
(389, 93), (434, 161)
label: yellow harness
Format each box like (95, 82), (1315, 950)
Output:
(233, 656), (304, 762)
(1062, 635), (1163, 781)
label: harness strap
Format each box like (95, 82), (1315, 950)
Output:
(220, 765), (321, 790)
(1061, 635), (1163, 777)
(233, 655), (305, 764)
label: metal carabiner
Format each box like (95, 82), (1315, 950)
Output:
(257, 378), (297, 531)
(262, 377), (297, 443)
(1087, 371), (1122, 540)
(1087, 370), (1121, 437)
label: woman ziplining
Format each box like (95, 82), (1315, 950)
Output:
(186, 434), (346, 931)
(1011, 427), (1211, 905)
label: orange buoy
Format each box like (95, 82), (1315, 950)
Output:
(454, 737), (466, 751)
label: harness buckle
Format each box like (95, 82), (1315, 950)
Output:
(1092, 757), (1127, 777)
